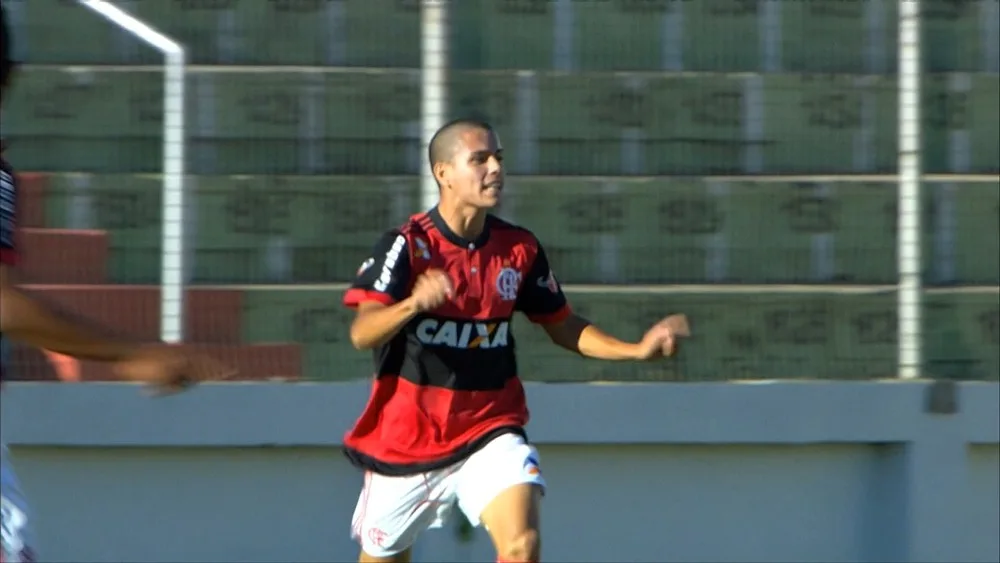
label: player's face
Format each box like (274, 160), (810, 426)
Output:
(445, 128), (505, 209)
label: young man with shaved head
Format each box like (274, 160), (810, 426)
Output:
(342, 118), (689, 563)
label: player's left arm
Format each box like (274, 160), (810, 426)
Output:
(516, 242), (650, 361)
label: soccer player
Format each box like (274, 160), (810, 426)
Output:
(0, 9), (232, 562)
(342, 118), (687, 563)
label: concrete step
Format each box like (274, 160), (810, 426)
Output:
(17, 228), (109, 284)
(20, 285), (245, 343)
(9, 343), (302, 382)
(12, 172), (47, 228)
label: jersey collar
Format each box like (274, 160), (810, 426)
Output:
(428, 206), (492, 250)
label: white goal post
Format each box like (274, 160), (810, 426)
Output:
(77, 0), (187, 343)
(897, 0), (923, 379)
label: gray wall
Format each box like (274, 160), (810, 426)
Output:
(2, 381), (998, 563)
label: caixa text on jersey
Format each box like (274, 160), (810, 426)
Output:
(415, 319), (510, 349)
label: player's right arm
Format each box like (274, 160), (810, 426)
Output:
(343, 230), (452, 350)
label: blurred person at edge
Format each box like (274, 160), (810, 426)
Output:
(0, 7), (234, 562)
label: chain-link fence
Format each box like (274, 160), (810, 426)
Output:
(2, 0), (997, 383)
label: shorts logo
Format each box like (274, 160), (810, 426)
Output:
(415, 319), (510, 349)
(367, 528), (388, 548)
(3, 548), (36, 563)
(1, 496), (29, 561)
(495, 267), (521, 301)
(524, 455), (541, 477)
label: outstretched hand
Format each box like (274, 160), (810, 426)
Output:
(114, 345), (237, 396)
(635, 314), (691, 360)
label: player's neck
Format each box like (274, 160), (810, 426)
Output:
(435, 201), (488, 241)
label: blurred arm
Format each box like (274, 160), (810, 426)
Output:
(0, 264), (139, 362)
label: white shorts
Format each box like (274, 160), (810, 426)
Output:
(1, 445), (37, 562)
(351, 432), (544, 558)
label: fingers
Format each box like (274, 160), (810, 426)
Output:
(424, 269), (454, 297)
(413, 269), (453, 311)
(152, 352), (235, 395)
(188, 355), (237, 382)
(661, 314), (690, 337)
(638, 318), (684, 360)
(661, 332), (676, 358)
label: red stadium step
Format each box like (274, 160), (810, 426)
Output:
(13, 172), (47, 228)
(16, 228), (109, 284)
(8, 343), (302, 382)
(19, 285), (245, 343)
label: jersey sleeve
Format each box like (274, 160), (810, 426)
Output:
(0, 167), (18, 265)
(516, 242), (571, 324)
(342, 229), (413, 308)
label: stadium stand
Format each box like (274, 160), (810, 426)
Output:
(2, 0), (997, 382)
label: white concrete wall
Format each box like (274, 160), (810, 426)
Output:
(2, 381), (998, 563)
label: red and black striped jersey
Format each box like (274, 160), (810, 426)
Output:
(341, 206), (571, 475)
(1, 155), (19, 383)
(0, 156), (16, 266)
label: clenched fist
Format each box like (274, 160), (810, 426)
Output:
(114, 345), (236, 396)
(635, 314), (691, 360)
(410, 269), (454, 312)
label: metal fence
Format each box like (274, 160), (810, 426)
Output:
(3, 0), (998, 383)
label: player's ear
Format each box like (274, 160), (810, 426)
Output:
(433, 161), (448, 188)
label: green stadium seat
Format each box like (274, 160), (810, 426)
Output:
(8, 0), (149, 65)
(133, 1), (239, 65)
(914, 0), (999, 72)
(5, 67), (998, 176)
(922, 74), (1000, 173)
(4, 66), (423, 175)
(450, 1), (556, 71)
(187, 66), (420, 175)
(680, 0), (990, 74)
(8, 0), (996, 71)
(7, 0), (996, 388)
(920, 290), (1000, 381)
(778, 1), (886, 73)
(335, 0), (421, 68)
(949, 180), (1000, 285)
(241, 288), (373, 382)
(451, 0), (671, 71)
(235, 286), (999, 382)
(135, 0), (420, 67)
(3, 66), (163, 171)
(38, 174), (997, 287)
(42, 173), (421, 284)
(453, 0), (996, 73)
(7, 0), (420, 67)
(501, 177), (956, 285)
